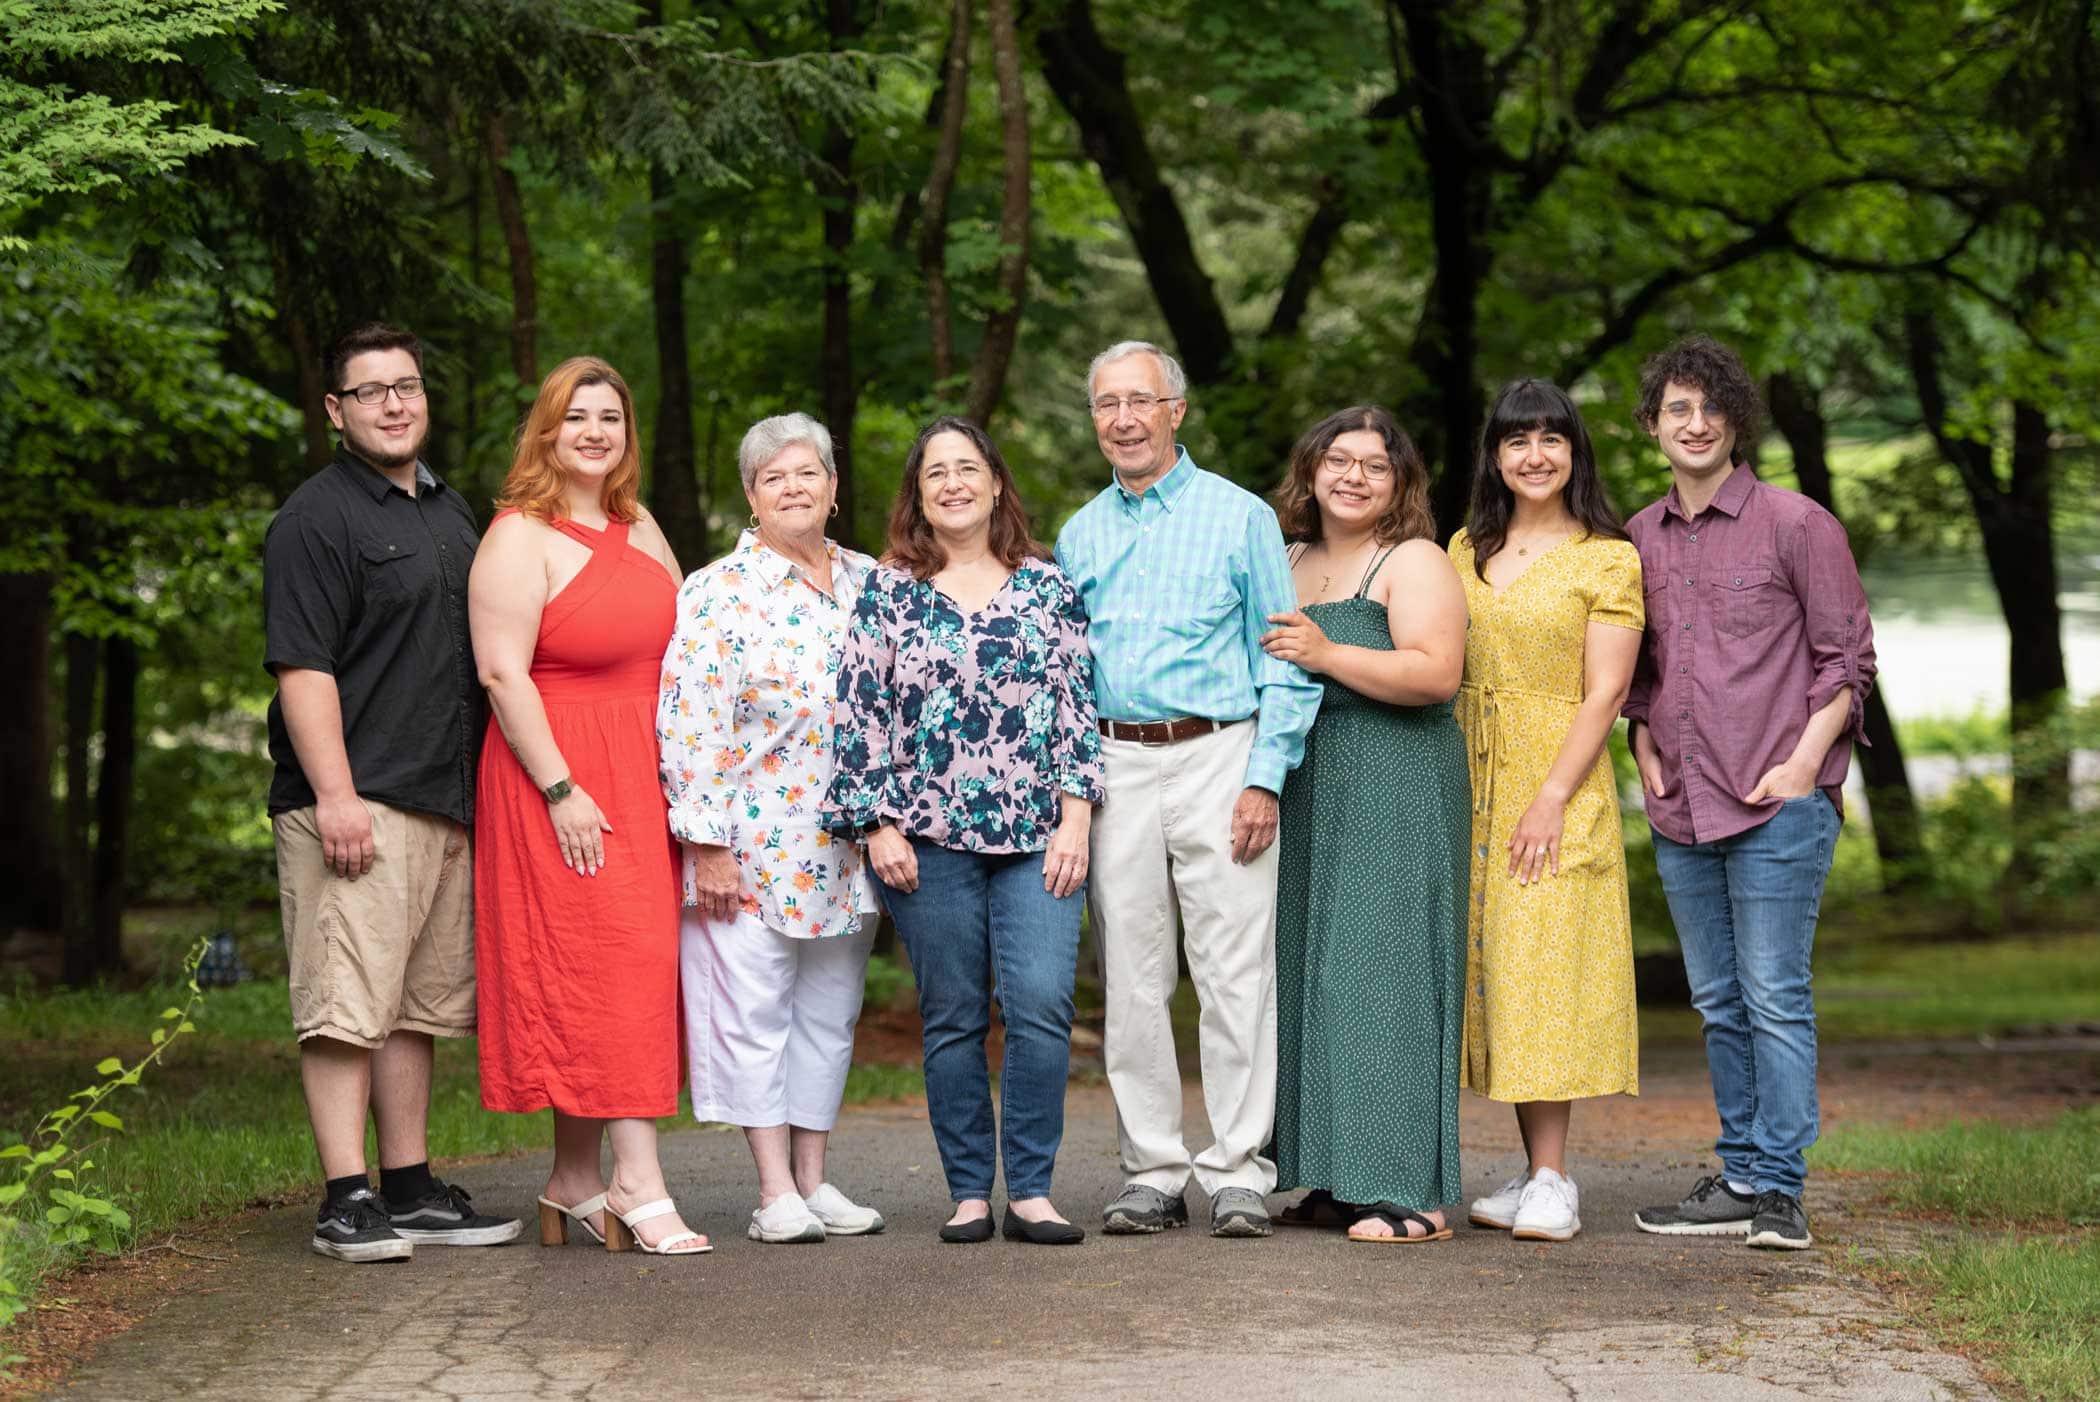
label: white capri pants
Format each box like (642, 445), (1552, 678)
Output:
(680, 908), (876, 1131)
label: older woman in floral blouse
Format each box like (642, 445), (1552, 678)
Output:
(824, 416), (1104, 1247)
(658, 412), (884, 1246)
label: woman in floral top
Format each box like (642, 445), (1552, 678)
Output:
(824, 416), (1105, 1247)
(657, 412), (886, 1247)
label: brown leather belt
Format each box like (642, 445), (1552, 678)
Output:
(1097, 717), (1227, 746)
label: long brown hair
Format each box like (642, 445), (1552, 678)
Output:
(496, 357), (643, 523)
(1272, 405), (1435, 545)
(885, 416), (1050, 577)
(1466, 378), (1627, 579)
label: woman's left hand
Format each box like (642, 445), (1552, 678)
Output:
(1507, 792), (1567, 885)
(1043, 811), (1091, 899)
(1261, 610), (1333, 673)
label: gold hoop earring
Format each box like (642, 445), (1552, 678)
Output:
(749, 513), (759, 529)
(830, 501), (840, 518)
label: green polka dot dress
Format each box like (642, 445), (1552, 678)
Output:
(1272, 575), (1470, 1211)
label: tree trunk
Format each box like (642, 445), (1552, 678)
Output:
(1994, 401), (2070, 879)
(484, 113), (539, 396)
(1766, 371), (1924, 890)
(819, 0), (865, 551)
(0, 571), (60, 933)
(964, 0), (1032, 428)
(91, 634), (137, 976)
(921, 0), (970, 387)
(1036, 0), (1235, 386)
(1904, 316), (2070, 905)
(282, 296), (332, 468)
(1393, 0), (1496, 535)
(648, 163), (705, 566)
(60, 628), (98, 987)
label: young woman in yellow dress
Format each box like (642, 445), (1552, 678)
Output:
(1447, 378), (1644, 1243)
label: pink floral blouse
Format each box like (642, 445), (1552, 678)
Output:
(657, 530), (877, 939)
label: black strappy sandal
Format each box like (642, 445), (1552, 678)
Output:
(1346, 1202), (1452, 1244)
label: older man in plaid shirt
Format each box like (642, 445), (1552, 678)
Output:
(1054, 340), (1321, 1239)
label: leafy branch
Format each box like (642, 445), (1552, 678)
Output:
(0, 939), (208, 1333)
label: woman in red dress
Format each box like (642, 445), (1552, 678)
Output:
(469, 357), (705, 1254)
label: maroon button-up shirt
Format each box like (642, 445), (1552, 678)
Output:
(1623, 464), (1876, 845)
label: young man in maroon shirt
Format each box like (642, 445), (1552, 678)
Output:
(1621, 334), (1876, 1251)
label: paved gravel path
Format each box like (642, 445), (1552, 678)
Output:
(52, 1045), (2001, 1401)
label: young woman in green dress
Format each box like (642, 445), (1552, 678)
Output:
(1259, 405), (1470, 1243)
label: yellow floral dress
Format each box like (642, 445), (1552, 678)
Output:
(1448, 529), (1643, 1102)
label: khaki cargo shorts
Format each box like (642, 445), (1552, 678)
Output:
(273, 799), (476, 1048)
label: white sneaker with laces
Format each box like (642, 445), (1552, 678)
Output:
(1511, 1167), (1581, 1241)
(1468, 1171), (1530, 1230)
(803, 1182), (885, 1236)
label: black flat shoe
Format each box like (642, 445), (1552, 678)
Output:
(1002, 1208), (1085, 1245)
(939, 1214), (995, 1244)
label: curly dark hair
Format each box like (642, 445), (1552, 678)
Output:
(1634, 333), (1761, 460)
(1465, 378), (1627, 580)
(1272, 405), (1435, 546)
(884, 416), (1050, 578)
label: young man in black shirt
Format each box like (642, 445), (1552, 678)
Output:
(264, 323), (518, 1261)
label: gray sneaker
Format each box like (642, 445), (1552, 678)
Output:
(1634, 1174), (1759, 1236)
(1209, 1186), (1273, 1238)
(1101, 1183), (1188, 1235)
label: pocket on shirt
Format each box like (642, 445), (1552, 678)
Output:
(1642, 573), (1671, 630)
(1713, 566), (1782, 640)
(357, 536), (423, 609)
(1159, 577), (1240, 640)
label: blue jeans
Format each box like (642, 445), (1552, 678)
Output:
(1651, 793), (1841, 1197)
(877, 841), (1083, 1201)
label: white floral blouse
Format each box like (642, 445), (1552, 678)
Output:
(658, 529), (878, 939)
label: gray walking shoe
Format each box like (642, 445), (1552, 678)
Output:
(1746, 1191), (1813, 1250)
(1634, 1173), (1759, 1236)
(1101, 1183), (1189, 1234)
(1209, 1186), (1273, 1238)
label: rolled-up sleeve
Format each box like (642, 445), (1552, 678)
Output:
(1239, 506), (1322, 794)
(821, 581), (909, 834)
(1789, 509), (1875, 742)
(1051, 572), (1107, 804)
(657, 572), (741, 848)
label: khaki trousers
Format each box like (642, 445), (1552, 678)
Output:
(1092, 721), (1279, 1197)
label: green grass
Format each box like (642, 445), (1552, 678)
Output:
(1, 960), (925, 1329)
(1814, 1109), (2100, 1399)
(1894, 708), (2010, 757)
(1811, 1107), (2100, 1225)
(1889, 1235), (2100, 1401)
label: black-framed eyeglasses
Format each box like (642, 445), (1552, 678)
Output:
(335, 377), (426, 405)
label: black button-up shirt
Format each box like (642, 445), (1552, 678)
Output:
(263, 451), (485, 824)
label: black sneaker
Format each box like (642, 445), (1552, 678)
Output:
(383, 1179), (524, 1246)
(312, 1188), (414, 1262)
(1745, 1190), (1813, 1250)
(1633, 1174), (1758, 1236)
(1101, 1184), (1189, 1234)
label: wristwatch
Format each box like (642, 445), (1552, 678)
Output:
(541, 778), (573, 804)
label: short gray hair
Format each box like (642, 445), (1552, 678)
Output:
(738, 412), (836, 491)
(1086, 340), (1188, 403)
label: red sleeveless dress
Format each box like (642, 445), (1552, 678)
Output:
(475, 513), (682, 1116)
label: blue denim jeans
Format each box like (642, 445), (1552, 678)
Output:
(877, 841), (1082, 1201)
(1651, 792), (1841, 1197)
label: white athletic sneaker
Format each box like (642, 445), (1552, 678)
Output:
(1468, 1171), (1530, 1230)
(1511, 1167), (1581, 1242)
(747, 1191), (827, 1244)
(803, 1182), (885, 1236)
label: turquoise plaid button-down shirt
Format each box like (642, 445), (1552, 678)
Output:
(1054, 449), (1321, 794)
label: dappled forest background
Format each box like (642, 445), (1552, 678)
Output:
(4, 0), (2097, 984)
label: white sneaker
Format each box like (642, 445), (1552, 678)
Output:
(1511, 1167), (1581, 1241)
(1468, 1171), (1530, 1230)
(803, 1182), (885, 1236)
(747, 1191), (826, 1244)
